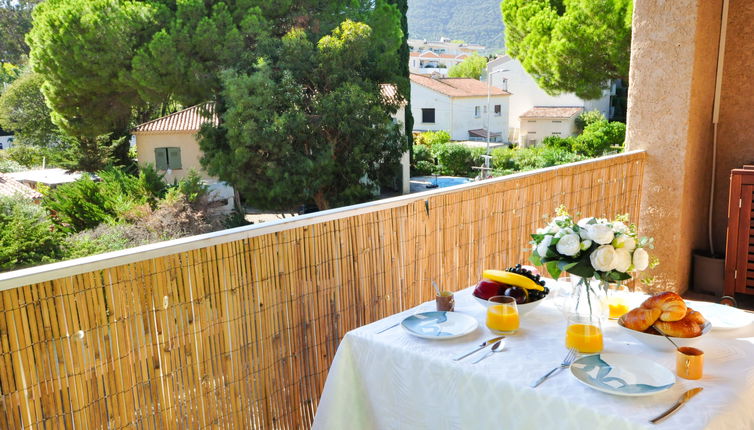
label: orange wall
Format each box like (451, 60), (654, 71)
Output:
(713, 0), (754, 254)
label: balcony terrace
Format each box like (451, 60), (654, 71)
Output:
(0, 151), (645, 428)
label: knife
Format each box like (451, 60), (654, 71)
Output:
(649, 387), (703, 424)
(453, 336), (505, 361)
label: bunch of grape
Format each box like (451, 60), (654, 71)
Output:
(505, 264), (549, 302)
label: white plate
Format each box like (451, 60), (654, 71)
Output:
(617, 318), (711, 352)
(570, 353), (675, 396)
(401, 311), (478, 340)
(686, 300), (754, 330)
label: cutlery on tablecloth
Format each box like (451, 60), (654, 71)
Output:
(530, 347), (577, 388)
(453, 336), (506, 361)
(375, 322), (400, 334)
(472, 339), (504, 364)
(649, 387), (703, 424)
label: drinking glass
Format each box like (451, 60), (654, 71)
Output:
(551, 276), (574, 317)
(486, 295), (519, 334)
(565, 314), (603, 353)
(606, 283), (630, 320)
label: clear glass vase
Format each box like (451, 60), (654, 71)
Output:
(568, 275), (609, 319)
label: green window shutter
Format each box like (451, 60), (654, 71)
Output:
(154, 148), (168, 170)
(167, 147), (182, 169)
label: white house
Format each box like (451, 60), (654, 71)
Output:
(518, 107), (583, 147)
(132, 104), (236, 214)
(410, 73), (510, 142)
(408, 37), (484, 76)
(0, 135), (14, 150)
(485, 55), (612, 144)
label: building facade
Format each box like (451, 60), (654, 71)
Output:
(410, 73), (510, 142)
(518, 107), (583, 146)
(485, 56), (612, 143)
(408, 37), (484, 76)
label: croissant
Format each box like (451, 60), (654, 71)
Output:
(654, 317), (703, 338)
(641, 292), (687, 322)
(622, 307), (662, 332)
(684, 308), (707, 325)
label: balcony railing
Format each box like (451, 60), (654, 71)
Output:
(0, 150), (646, 429)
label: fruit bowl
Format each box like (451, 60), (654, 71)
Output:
(472, 293), (545, 316)
(617, 317), (712, 351)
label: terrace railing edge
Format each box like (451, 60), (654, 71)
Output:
(0, 150), (646, 291)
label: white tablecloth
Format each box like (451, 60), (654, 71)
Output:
(313, 286), (754, 430)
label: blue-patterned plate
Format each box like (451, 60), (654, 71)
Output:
(401, 311), (478, 340)
(570, 353), (675, 396)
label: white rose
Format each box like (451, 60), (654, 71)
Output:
(611, 235), (636, 251)
(632, 247), (649, 271)
(580, 239), (593, 250)
(590, 245), (616, 272)
(556, 233), (581, 256)
(537, 235), (553, 257)
(613, 248), (632, 273)
(547, 223), (561, 234)
(536, 227), (547, 234)
(612, 221), (629, 234)
(586, 224), (615, 245)
(577, 217), (595, 228)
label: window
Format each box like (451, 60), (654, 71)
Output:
(552, 120), (562, 123)
(494, 105), (502, 116)
(474, 106), (481, 118)
(527, 120), (536, 123)
(154, 147), (182, 170)
(552, 132), (561, 135)
(421, 108), (435, 123)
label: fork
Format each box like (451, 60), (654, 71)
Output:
(530, 347), (577, 388)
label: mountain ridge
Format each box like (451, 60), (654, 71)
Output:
(407, 0), (505, 53)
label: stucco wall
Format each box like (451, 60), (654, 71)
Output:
(488, 57), (611, 139)
(712, 0), (754, 254)
(135, 132), (212, 182)
(626, 0), (722, 292)
(518, 116), (578, 146)
(410, 83), (509, 141)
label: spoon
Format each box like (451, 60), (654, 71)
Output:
(652, 324), (681, 350)
(431, 280), (442, 296)
(472, 339), (505, 364)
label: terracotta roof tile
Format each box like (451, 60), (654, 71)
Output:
(133, 103), (218, 134)
(410, 73), (510, 97)
(0, 173), (42, 199)
(520, 106), (584, 119)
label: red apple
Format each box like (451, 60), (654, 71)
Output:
(521, 265), (540, 276)
(473, 279), (503, 300)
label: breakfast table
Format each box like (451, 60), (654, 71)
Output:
(312, 283), (754, 429)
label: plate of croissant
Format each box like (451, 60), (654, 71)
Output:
(618, 292), (711, 351)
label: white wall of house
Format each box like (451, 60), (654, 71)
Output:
(410, 82), (509, 142)
(519, 116), (579, 147)
(486, 57), (611, 142)
(0, 135), (14, 150)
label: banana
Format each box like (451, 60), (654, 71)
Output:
(482, 269), (545, 291)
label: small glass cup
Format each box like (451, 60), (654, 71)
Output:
(486, 295), (519, 334)
(435, 291), (455, 312)
(606, 283), (630, 320)
(565, 314), (603, 353)
(552, 276), (575, 317)
(676, 347), (704, 380)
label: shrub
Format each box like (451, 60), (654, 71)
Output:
(542, 135), (575, 151)
(0, 158), (24, 173)
(575, 110), (606, 133)
(0, 195), (66, 271)
(66, 224), (132, 259)
(411, 144), (435, 175)
(572, 121), (626, 157)
(175, 169), (208, 204)
(490, 147), (516, 171)
(432, 143), (474, 176)
(415, 130), (450, 147)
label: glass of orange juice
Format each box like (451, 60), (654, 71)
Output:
(565, 314), (603, 353)
(486, 296), (519, 334)
(606, 283), (630, 320)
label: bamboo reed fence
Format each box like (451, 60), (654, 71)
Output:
(0, 151), (646, 429)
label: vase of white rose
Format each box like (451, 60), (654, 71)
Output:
(529, 207), (655, 318)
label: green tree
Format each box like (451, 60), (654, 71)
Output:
(0, 62), (20, 87)
(200, 3), (407, 211)
(0, 0), (42, 64)
(0, 195), (67, 271)
(575, 109), (606, 133)
(501, 0), (632, 99)
(447, 53), (488, 79)
(26, 0), (163, 169)
(0, 71), (62, 147)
